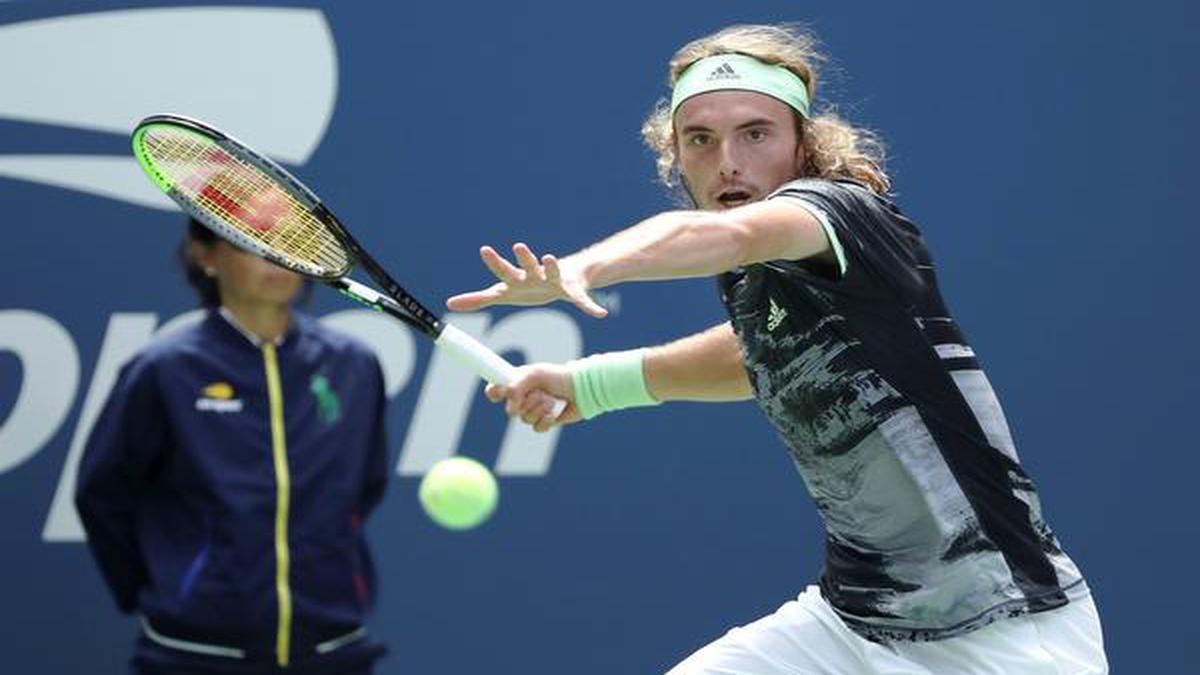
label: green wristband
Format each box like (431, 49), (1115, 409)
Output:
(570, 349), (661, 420)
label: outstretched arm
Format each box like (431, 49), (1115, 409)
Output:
(447, 198), (832, 315)
(572, 199), (832, 288)
(489, 321), (751, 432)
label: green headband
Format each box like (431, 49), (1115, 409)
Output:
(670, 53), (811, 119)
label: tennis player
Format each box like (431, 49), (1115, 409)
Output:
(76, 218), (390, 674)
(448, 23), (1109, 674)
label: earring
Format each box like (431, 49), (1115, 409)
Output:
(204, 267), (216, 278)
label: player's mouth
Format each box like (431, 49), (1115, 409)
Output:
(715, 188), (754, 209)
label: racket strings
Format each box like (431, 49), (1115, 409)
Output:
(140, 127), (349, 276)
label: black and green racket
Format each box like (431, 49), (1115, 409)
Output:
(132, 113), (560, 408)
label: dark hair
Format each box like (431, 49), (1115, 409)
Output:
(178, 218), (221, 307)
(177, 217), (315, 308)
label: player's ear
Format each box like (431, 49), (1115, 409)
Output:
(793, 117), (807, 176)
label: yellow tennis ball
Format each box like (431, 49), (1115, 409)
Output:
(418, 457), (499, 530)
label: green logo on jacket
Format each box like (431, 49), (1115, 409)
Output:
(309, 375), (342, 424)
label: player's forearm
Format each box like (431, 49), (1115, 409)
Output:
(644, 323), (753, 402)
(569, 210), (750, 290)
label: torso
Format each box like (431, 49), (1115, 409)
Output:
(719, 179), (1088, 642)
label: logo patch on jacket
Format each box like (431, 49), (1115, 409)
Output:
(310, 374), (342, 424)
(196, 381), (244, 413)
(767, 297), (789, 332)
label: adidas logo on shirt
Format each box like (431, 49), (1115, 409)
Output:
(767, 298), (788, 332)
(706, 62), (740, 81)
(195, 381), (245, 413)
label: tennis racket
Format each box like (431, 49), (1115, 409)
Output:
(132, 113), (562, 411)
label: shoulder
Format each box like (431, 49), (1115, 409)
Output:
(122, 314), (212, 374)
(770, 178), (894, 212)
(772, 179), (922, 241)
(292, 313), (381, 365)
(99, 315), (218, 404)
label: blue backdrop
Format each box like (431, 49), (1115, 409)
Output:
(1, 1), (1195, 673)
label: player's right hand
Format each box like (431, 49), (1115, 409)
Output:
(485, 362), (579, 433)
(446, 243), (608, 318)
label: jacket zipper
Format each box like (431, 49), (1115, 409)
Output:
(262, 343), (292, 667)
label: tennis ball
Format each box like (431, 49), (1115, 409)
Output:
(418, 457), (499, 530)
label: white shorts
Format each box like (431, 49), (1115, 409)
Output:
(666, 586), (1108, 675)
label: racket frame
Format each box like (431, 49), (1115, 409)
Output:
(133, 114), (541, 392)
(133, 114), (444, 339)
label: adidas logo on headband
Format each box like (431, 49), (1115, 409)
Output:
(671, 54), (810, 118)
(706, 62), (740, 81)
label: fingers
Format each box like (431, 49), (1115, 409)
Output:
(480, 245), (523, 282)
(447, 245), (524, 310)
(484, 382), (507, 403)
(533, 415), (555, 434)
(520, 392), (578, 433)
(532, 401), (569, 433)
(534, 398), (579, 433)
(501, 387), (557, 424)
(542, 254), (561, 282)
(446, 283), (505, 311)
(513, 243), (545, 282)
(483, 243), (546, 284)
(456, 243), (601, 315)
(572, 294), (610, 319)
(517, 391), (558, 427)
(483, 374), (573, 433)
(445, 294), (478, 311)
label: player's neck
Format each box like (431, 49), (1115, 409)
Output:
(220, 301), (292, 344)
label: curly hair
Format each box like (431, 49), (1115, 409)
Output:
(641, 24), (890, 196)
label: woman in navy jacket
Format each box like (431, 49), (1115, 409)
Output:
(77, 219), (390, 674)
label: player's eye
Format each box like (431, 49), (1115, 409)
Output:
(687, 133), (713, 147)
(746, 128), (769, 142)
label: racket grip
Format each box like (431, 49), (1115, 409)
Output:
(435, 324), (568, 417)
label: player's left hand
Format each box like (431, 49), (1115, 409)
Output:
(446, 243), (608, 318)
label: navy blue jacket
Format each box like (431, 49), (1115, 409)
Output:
(76, 310), (389, 666)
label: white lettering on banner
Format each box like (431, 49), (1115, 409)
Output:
(0, 308), (581, 542)
(0, 310), (80, 473)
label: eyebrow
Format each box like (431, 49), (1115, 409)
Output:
(679, 118), (778, 135)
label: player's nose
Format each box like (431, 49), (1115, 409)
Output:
(717, 141), (741, 177)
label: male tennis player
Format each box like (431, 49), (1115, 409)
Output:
(448, 23), (1108, 675)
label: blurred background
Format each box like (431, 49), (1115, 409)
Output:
(1, 1), (1196, 672)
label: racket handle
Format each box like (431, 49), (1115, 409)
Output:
(435, 323), (568, 417)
